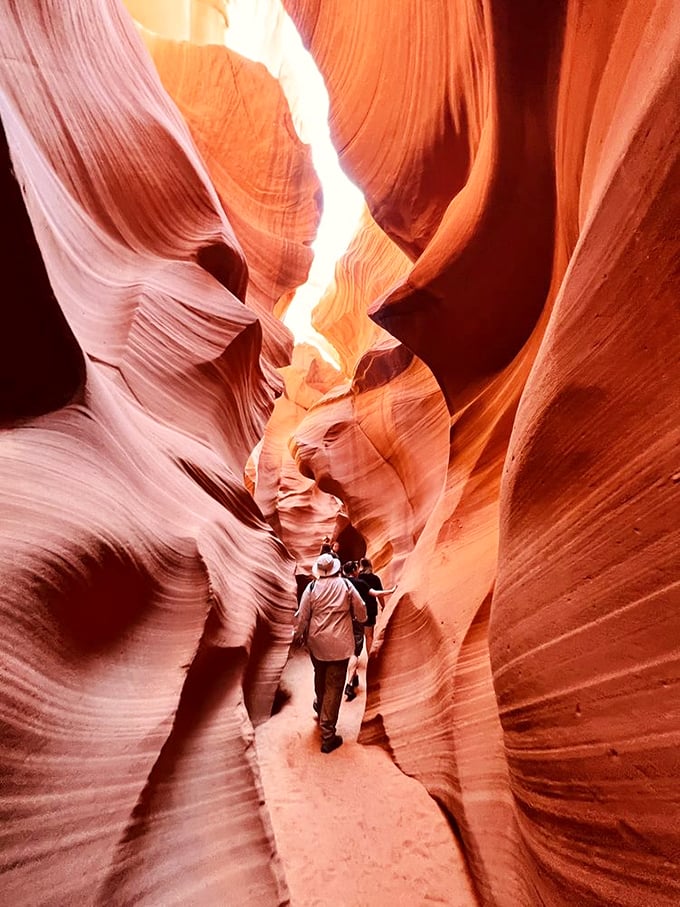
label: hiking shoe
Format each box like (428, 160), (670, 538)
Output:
(344, 684), (356, 701)
(320, 735), (343, 754)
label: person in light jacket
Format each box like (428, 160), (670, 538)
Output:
(294, 552), (367, 753)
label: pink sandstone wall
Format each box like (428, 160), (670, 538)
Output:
(0, 1), (321, 903)
(140, 31), (321, 368)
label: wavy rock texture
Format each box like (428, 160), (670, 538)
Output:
(249, 344), (346, 574)
(137, 28), (321, 367)
(311, 207), (408, 379)
(285, 0), (680, 904)
(291, 206), (450, 580)
(292, 343), (451, 582)
(286, 0), (484, 264)
(0, 2), (308, 904)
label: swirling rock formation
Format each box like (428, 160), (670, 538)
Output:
(0, 1), (318, 903)
(137, 28), (321, 367)
(291, 206), (450, 579)
(2, 0), (679, 903)
(285, 0), (680, 904)
(249, 343), (346, 574)
(311, 207), (409, 379)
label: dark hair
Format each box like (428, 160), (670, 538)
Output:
(342, 561), (356, 577)
(359, 558), (372, 571)
(320, 543), (332, 555)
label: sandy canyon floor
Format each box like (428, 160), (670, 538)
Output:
(255, 649), (477, 906)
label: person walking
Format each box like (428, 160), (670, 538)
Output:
(294, 552), (367, 753)
(357, 557), (386, 653)
(341, 561), (370, 701)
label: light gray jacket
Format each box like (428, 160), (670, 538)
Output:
(294, 575), (367, 660)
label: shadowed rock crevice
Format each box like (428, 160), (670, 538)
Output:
(0, 113), (86, 424)
(197, 241), (249, 303)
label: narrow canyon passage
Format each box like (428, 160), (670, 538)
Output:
(1, 2), (678, 906)
(255, 648), (476, 906)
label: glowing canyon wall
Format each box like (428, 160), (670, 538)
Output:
(292, 208), (451, 581)
(284, 1), (680, 905)
(248, 343), (346, 575)
(1, 0), (679, 905)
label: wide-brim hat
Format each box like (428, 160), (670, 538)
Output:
(313, 553), (341, 578)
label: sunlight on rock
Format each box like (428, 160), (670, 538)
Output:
(224, 0), (364, 363)
(1, 1), (678, 906)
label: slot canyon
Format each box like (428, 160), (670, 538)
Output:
(1, 1), (678, 905)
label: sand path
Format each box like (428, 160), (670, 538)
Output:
(255, 649), (477, 906)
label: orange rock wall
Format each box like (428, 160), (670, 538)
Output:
(251, 344), (346, 574)
(291, 206), (450, 580)
(292, 343), (451, 582)
(311, 207), (409, 379)
(2, 0), (678, 903)
(139, 30), (321, 367)
(125, 0), (227, 44)
(285, 0), (680, 904)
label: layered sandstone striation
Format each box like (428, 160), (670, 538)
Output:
(285, 1), (680, 904)
(249, 343), (346, 575)
(138, 29), (321, 367)
(2, 0), (679, 904)
(0, 1), (320, 904)
(291, 206), (450, 580)
(311, 208), (408, 380)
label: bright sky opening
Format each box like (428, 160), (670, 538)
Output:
(223, 0), (365, 365)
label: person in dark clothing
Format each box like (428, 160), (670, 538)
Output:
(358, 557), (397, 653)
(342, 561), (371, 700)
(358, 557), (382, 652)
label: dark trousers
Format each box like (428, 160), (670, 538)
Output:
(310, 655), (349, 743)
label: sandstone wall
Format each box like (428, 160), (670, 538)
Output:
(0, 1), (320, 903)
(138, 29), (321, 368)
(291, 207), (450, 581)
(250, 343), (346, 575)
(284, 1), (680, 904)
(2, 0), (678, 903)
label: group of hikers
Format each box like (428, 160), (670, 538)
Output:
(293, 539), (396, 754)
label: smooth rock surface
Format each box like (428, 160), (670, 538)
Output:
(2, 0), (678, 905)
(285, 1), (680, 903)
(0, 3), (303, 904)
